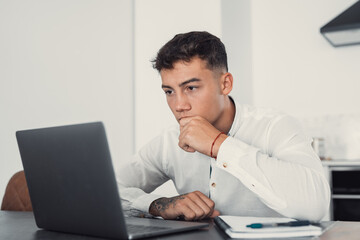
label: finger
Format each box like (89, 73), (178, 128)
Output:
(178, 140), (196, 152)
(179, 121), (190, 134)
(194, 191), (215, 210)
(179, 117), (192, 127)
(185, 145), (196, 153)
(210, 210), (221, 218)
(178, 127), (186, 145)
(178, 131), (196, 153)
(192, 191), (216, 218)
(186, 192), (212, 220)
(183, 198), (208, 220)
(178, 203), (199, 221)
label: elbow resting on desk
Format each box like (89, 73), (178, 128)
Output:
(265, 169), (331, 222)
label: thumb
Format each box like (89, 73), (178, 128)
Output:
(210, 210), (220, 218)
(184, 145), (196, 153)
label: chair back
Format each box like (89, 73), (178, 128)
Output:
(1, 170), (32, 211)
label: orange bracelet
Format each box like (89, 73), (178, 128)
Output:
(211, 132), (225, 159)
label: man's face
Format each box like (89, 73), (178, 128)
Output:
(161, 57), (226, 125)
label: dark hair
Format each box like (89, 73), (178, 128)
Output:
(152, 31), (228, 72)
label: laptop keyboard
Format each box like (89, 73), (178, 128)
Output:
(126, 224), (171, 234)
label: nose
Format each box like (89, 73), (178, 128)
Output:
(175, 93), (191, 112)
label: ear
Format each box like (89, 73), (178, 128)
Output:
(221, 72), (233, 95)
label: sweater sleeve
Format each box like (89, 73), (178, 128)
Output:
(216, 116), (330, 221)
(116, 134), (169, 216)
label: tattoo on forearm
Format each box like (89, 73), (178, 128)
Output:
(149, 194), (186, 215)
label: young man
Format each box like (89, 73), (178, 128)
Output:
(117, 31), (330, 221)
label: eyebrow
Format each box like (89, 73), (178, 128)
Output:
(161, 78), (201, 89)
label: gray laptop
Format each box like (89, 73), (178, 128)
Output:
(16, 122), (208, 239)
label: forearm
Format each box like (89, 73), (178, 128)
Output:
(149, 195), (186, 217)
(216, 137), (330, 221)
(117, 183), (164, 214)
(115, 151), (169, 214)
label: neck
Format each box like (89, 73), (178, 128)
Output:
(214, 96), (235, 134)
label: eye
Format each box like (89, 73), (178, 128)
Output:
(187, 86), (197, 91)
(164, 89), (173, 95)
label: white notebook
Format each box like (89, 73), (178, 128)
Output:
(214, 216), (322, 238)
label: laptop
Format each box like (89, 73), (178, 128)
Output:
(16, 122), (208, 239)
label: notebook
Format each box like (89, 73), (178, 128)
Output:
(214, 216), (322, 238)
(16, 122), (208, 239)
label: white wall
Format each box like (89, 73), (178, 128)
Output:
(135, 0), (222, 196)
(251, 0), (360, 117)
(0, 0), (134, 199)
(221, 0), (360, 161)
(2, 0), (359, 203)
(134, 0), (360, 197)
(221, 0), (253, 105)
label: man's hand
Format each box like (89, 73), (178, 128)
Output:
(149, 191), (220, 221)
(179, 116), (227, 157)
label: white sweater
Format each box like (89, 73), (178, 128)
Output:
(116, 101), (330, 221)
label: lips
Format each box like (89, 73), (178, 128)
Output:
(178, 116), (190, 121)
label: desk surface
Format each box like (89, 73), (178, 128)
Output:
(1, 211), (360, 240)
(322, 160), (360, 166)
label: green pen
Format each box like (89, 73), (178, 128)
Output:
(246, 220), (311, 229)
